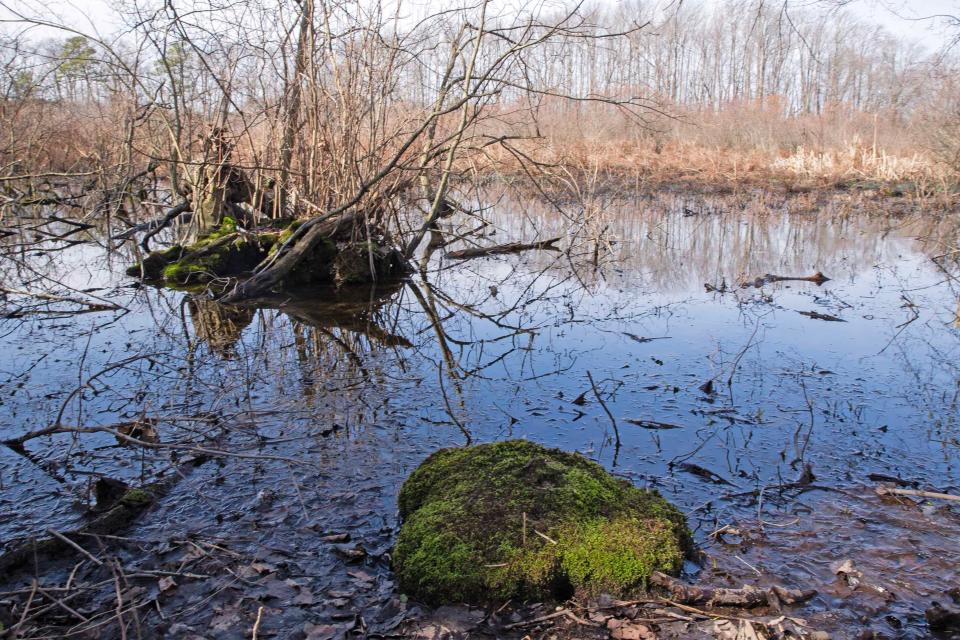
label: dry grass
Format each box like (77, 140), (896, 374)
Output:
(3, 96), (958, 201)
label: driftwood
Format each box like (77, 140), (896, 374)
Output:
(446, 237), (561, 260)
(625, 419), (681, 430)
(742, 272), (830, 288)
(650, 572), (817, 609)
(876, 487), (960, 502)
(798, 310), (845, 322)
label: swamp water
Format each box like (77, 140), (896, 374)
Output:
(0, 191), (958, 638)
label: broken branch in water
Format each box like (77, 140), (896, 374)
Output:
(875, 487), (960, 502)
(587, 370), (621, 448)
(445, 237), (561, 260)
(650, 572), (817, 608)
(0, 286), (122, 314)
(625, 419), (681, 430)
(742, 272), (830, 288)
(111, 201), (191, 240)
(798, 310), (845, 322)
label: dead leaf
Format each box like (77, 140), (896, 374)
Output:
(348, 569), (375, 586)
(607, 618), (656, 640)
(320, 533), (350, 543)
(304, 623), (343, 640)
(712, 619), (764, 640)
(158, 576), (177, 592)
(293, 585), (316, 606)
(250, 561), (276, 575)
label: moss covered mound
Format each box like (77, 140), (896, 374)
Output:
(126, 217), (278, 286)
(128, 217), (408, 289)
(394, 440), (692, 605)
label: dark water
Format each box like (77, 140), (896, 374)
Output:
(1, 190), (958, 638)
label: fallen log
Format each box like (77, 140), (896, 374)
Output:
(220, 210), (408, 301)
(650, 572), (817, 609)
(0, 476), (177, 576)
(446, 237), (561, 260)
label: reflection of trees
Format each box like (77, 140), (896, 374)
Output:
(258, 281), (413, 409)
(276, 282), (411, 349)
(188, 298), (254, 358)
(459, 191), (960, 292)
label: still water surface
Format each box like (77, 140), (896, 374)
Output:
(1, 191), (958, 637)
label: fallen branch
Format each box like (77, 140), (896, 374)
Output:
(587, 370), (620, 448)
(0, 479), (175, 576)
(742, 272), (830, 288)
(798, 310), (845, 322)
(0, 286), (121, 313)
(139, 201), (192, 250)
(650, 572), (817, 609)
(446, 237), (561, 260)
(876, 487), (960, 502)
(111, 200), (191, 243)
(502, 608), (595, 630)
(625, 419), (681, 430)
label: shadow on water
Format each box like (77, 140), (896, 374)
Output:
(0, 190), (958, 638)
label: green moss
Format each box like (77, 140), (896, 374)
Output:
(119, 488), (152, 507)
(393, 440), (691, 605)
(126, 244), (184, 279)
(158, 220), (278, 285)
(163, 254), (223, 284)
(266, 226), (297, 257)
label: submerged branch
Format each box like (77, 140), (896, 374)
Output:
(446, 237), (561, 260)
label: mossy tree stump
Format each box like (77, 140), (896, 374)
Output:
(127, 215), (407, 288)
(393, 440), (692, 605)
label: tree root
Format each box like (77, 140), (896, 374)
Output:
(650, 572), (817, 609)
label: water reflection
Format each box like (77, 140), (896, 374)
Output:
(188, 299), (255, 358)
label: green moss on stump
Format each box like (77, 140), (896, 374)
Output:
(394, 440), (692, 605)
(119, 488), (153, 507)
(125, 244), (184, 279)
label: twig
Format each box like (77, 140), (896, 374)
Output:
(587, 370), (620, 448)
(46, 529), (104, 566)
(502, 609), (570, 629)
(252, 605), (265, 639)
(533, 529), (557, 545)
(10, 579), (39, 636)
(36, 585), (90, 622)
(110, 560), (129, 640)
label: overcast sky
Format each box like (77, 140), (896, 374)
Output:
(3, 0), (958, 52)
